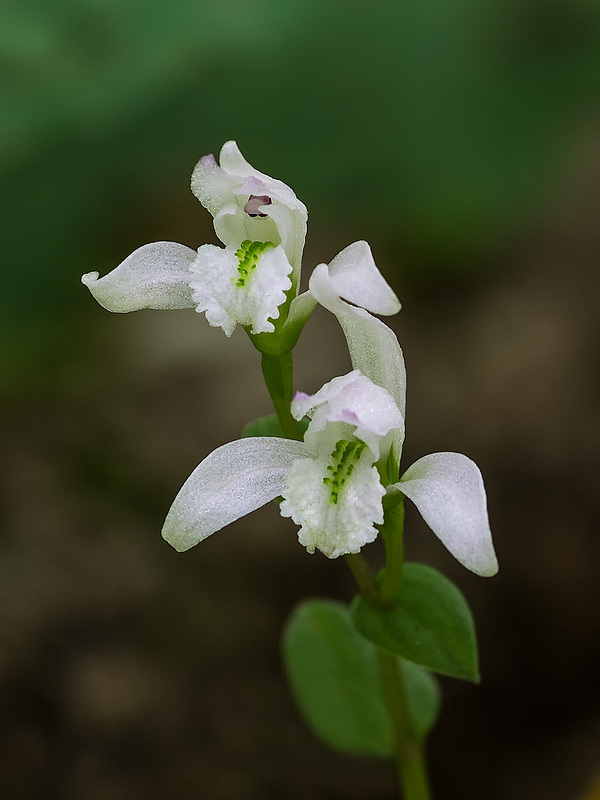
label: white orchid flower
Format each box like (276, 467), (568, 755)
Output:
(162, 370), (403, 559)
(308, 252), (498, 577)
(82, 141), (307, 337)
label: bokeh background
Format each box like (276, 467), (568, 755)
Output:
(2, 1), (600, 798)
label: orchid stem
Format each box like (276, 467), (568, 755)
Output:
(379, 496), (405, 606)
(376, 648), (431, 800)
(344, 552), (380, 606)
(261, 352), (303, 440)
(346, 500), (431, 800)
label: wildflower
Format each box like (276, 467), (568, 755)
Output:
(162, 370), (403, 559)
(161, 364), (497, 576)
(82, 141), (307, 337)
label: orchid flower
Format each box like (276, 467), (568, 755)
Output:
(162, 370), (403, 559)
(82, 141), (307, 337)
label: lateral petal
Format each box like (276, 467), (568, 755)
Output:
(397, 452), (498, 577)
(81, 242), (197, 312)
(162, 437), (307, 552)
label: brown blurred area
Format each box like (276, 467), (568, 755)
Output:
(1, 127), (599, 800)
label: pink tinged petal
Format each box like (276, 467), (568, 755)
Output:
(218, 141), (303, 210)
(308, 264), (407, 418)
(162, 437), (307, 552)
(292, 371), (403, 457)
(327, 241), (401, 316)
(81, 242), (197, 312)
(397, 452), (498, 577)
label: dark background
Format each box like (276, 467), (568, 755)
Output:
(1, 1), (600, 797)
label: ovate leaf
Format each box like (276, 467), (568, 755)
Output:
(351, 563), (479, 682)
(282, 599), (393, 757)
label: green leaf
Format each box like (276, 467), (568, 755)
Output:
(242, 414), (286, 438)
(282, 600), (393, 758)
(351, 563), (479, 682)
(242, 414), (308, 439)
(401, 660), (441, 742)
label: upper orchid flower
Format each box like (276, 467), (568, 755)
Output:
(162, 369), (404, 559)
(82, 142), (307, 338)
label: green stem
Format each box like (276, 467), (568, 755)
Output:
(261, 352), (303, 440)
(344, 552), (380, 606)
(346, 497), (431, 799)
(376, 649), (431, 800)
(379, 497), (405, 606)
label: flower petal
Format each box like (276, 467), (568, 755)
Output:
(309, 263), (406, 419)
(162, 437), (307, 552)
(81, 242), (197, 312)
(219, 141), (303, 211)
(280, 445), (385, 558)
(396, 452), (498, 577)
(327, 241), (400, 315)
(292, 370), (404, 458)
(188, 241), (292, 336)
(213, 203), (282, 255)
(189, 153), (239, 218)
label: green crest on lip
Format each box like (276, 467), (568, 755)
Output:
(323, 439), (367, 504)
(234, 240), (274, 288)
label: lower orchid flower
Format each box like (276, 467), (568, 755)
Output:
(161, 367), (497, 576)
(162, 370), (403, 559)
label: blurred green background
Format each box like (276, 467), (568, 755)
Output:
(2, 0), (600, 798)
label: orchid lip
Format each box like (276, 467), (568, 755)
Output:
(244, 194), (272, 217)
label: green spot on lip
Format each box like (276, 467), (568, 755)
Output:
(234, 240), (274, 288)
(323, 439), (367, 504)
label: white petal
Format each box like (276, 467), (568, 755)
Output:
(188, 242), (292, 336)
(292, 370), (404, 458)
(81, 242), (197, 312)
(219, 141), (304, 211)
(280, 444), (385, 558)
(213, 203), (282, 254)
(396, 452), (498, 577)
(189, 153), (239, 218)
(327, 241), (400, 315)
(309, 264), (406, 419)
(162, 437), (307, 552)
